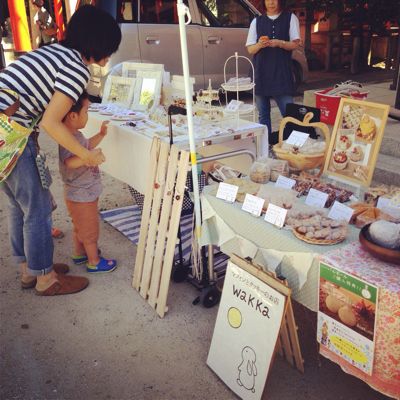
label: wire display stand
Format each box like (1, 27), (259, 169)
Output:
(221, 52), (256, 123)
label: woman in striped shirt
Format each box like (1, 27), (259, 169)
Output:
(0, 5), (121, 295)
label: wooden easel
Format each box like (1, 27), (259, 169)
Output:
(132, 137), (189, 318)
(230, 254), (304, 373)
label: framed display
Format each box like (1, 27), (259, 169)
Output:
(102, 76), (136, 108)
(323, 98), (389, 187)
(121, 62), (164, 78)
(132, 70), (163, 111)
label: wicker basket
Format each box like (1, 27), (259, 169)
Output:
(273, 112), (330, 176)
(292, 229), (346, 245)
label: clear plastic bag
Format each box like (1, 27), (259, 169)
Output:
(249, 158), (271, 184)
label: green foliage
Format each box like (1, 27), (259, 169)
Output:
(301, 0), (400, 34)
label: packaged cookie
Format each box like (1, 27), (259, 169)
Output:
(249, 161), (270, 184)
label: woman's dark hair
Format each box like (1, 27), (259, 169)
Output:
(69, 90), (89, 114)
(63, 5), (121, 62)
(260, 0), (286, 14)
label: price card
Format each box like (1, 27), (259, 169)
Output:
(241, 194), (264, 217)
(264, 203), (288, 228)
(275, 175), (296, 190)
(377, 196), (400, 209)
(225, 99), (243, 112)
(305, 188), (328, 208)
(216, 182), (239, 203)
(285, 130), (309, 147)
(328, 201), (354, 222)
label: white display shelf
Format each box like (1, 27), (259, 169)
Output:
(221, 82), (255, 92)
(224, 103), (255, 115)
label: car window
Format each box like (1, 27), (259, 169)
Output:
(117, 1), (138, 22)
(196, 0), (254, 28)
(117, 0), (184, 23)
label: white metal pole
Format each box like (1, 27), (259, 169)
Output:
(176, 0), (202, 239)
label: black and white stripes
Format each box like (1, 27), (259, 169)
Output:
(0, 43), (90, 127)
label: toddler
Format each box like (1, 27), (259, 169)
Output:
(59, 90), (117, 273)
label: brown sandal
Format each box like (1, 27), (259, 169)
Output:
(35, 274), (89, 296)
(21, 263), (70, 289)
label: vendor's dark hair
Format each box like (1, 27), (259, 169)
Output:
(70, 90), (89, 114)
(63, 5), (121, 62)
(261, 0), (286, 14)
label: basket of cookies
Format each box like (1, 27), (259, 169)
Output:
(286, 210), (347, 245)
(273, 112), (331, 176)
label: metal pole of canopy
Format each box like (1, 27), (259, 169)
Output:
(176, 0), (202, 240)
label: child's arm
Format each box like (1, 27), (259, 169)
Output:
(89, 121), (109, 149)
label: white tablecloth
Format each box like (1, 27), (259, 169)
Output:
(83, 113), (267, 193)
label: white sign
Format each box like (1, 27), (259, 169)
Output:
(264, 203), (288, 228)
(217, 182), (239, 203)
(275, 175), (296, 190)
(305, 188), (328, 208)
(328, 201), (354, 223)
(285, 130), (309, 147)
(207, 261), (285, 400)
(226, 99), (243, 112)
(377, 196), (399, 209)
(242, 194), (264, 217)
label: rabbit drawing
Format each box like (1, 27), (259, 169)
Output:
(237, 346), (257, 393)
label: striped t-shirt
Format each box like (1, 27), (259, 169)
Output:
(0, 43), (90, 127)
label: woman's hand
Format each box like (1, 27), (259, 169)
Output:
(84, 148), (106, 166)
(267, 39), (284, 48)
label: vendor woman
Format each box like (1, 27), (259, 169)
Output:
(246, 0), (300, 146)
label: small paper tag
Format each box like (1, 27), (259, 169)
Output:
(216, 182), (239, 203)
(275, 175), (296, 190)
(225, 99), (243, 112)
(285, 130), (309, 147)
(242, 194), (264, 217)
(305, 188), (328, 208)
(328, 201), (354, 222)
(264, 203), (288, 228)
(377, 196), (400, 209)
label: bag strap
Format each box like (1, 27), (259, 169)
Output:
(0, 88), (41, 129)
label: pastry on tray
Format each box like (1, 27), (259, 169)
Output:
(349, 145), (364, 162)
(332, 151), (348, 170)
(350, 202), (395, 228)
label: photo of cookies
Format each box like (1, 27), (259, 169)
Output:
(332, 151), (348, 170)
(342, 104), (363, 129)
(349, 145), (364, 162)
(356, 113), (377, 142)
(337, 134), (352, 151)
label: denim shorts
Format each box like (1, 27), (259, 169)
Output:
(1, 136), (54, 275)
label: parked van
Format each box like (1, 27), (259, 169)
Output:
(93, 0), (308, 92)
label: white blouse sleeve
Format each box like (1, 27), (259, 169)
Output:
(246, 18), (258, 46)
(289, 13), (301, 41)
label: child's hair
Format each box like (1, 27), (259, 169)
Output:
(68, 90), (89, 115)
(63, 5), (121, 62)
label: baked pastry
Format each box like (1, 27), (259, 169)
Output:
(349, 145), (364, 162)
(337, 135), (351, 151)
(332, 151), (348, 170)
(342, 106), (363, 129)
(357, 114), (376, 141)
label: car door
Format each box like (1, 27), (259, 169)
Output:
(137, 0), (204, 87)
(195, 0), (257, 86)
